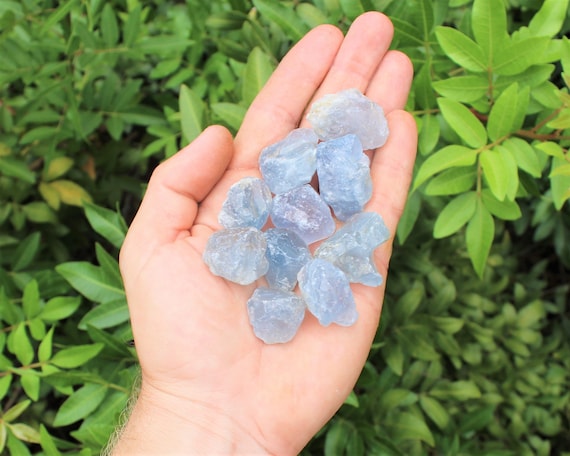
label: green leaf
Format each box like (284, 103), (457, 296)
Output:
(40, 296), (81, 321)
(438, 98), (487, 148)
(480, 146), (518, 201)
(471, 0), (508, 60)
(502, 138), (542, 177)
(53, 383), (107, 427)
(3, 400), (31, 422)
(78, 299), (129, 330)
(339, 0), (364, 20)
(415, 0), (434, 40)
(343, 390), (360, 408)
(86, 325), (132, 357)
(21, 202), (57, 224)
(481, 189), (522, 220)
(10, 324), (34, 365)
(432, 75), (489, 103)
(393, 285), (424, 323)
(493, 37), (550, 76)
(22, 279), (41, 319)
(123, 4), (141, 47)
(414, 64), (437, 110)
(419, 396), (450, 430)
(392, 18), (424, 46)
(13, 232), (41, 272)
(431, 316), (464, 334)
(38, 326), (54, 363)
(550, 157), (570, 209)
(425, 167), (476, 196)
(466, 199), (494, 278)
(253, 0), (309, 41)
(418, 114), (440, 156)
(0, 157), (36, 183)
(83, 203), (126, 249)
(41, 0), (78, 34)
(101, 4), (119, 47)
(21, 372), (40, 401)
(487, 83), (519, 141)
(206, 11), (248, 30)
(242, 47), (274, 106)
(134, 37), (193, 54)
(179, 84), (204, 145)
(9, 423), (40, 444)
(528, 0), (570, 37)
(56, 262), (125, 303)
(430, 380), (482, 401)
(551, 163), (570, 177)
(517, 300), (545, 328)
(0, 375), (12, 401)
(414, 145), (478, 190)
(435, 26), (486, 72)
(50, 343), (104, 369)
(39, 425), (61, 456)
(386, 412), (435, 447)
(211, 102), (247, 131)
(383, 343), (405, 376)
(48, 180), (92, 207)
(95, 243), (122, 287)
(433, 192), (477, 238)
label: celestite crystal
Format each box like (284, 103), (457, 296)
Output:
(259, 128), (318, 194)
(218, 177), (272, 229)
(316, 134), (372, 221)
(307, 88), (389, 149)
(298, 258), (358, 327)
(247, 287), (306, 344)
(270, 184), (335, 245)
(264, 228), (312, 291)
(315, 212), (389, 286)
(203, 227), (268, 285)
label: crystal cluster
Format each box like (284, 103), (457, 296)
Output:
(202, 88), (390, 344)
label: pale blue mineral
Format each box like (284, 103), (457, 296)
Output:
(264, 228), (312, 291)
(259, 128), (318, 194)
(307, 88), (389, 149)
(203, 227), (268, 285)
(270, 184), (335, 245)
(218, 177), (272, 229)
(298, 258), (358, 327)
(247, 287), (306, 344)
(316, 134), (372, 221)
(315, 212), (389, 286)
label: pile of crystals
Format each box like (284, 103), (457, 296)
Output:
(203, 88), (390, 344)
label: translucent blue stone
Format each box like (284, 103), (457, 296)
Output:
(316, 134), (372, 221)
(259, 128), (318, 194)
(270, 184), (335, 245)
(218, 177), (272, 229)
(298, 258), (358, 327)
(247, 287), (306, 344)
(306, 88), (389, 149)
(203, 227), (268, 285)
(264, 228), (312, 291)
(314, 212), (389, 286)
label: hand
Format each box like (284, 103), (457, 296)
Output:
(114, 12), (417, 455)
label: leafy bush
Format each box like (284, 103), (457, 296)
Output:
(0, 0), (568, 454)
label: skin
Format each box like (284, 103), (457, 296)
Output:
(113, 12), (417, 456)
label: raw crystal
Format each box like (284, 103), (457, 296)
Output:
(264, 228), (312, 291)
(298, 258), (358, 327)
(307, 88), (389, 149)
(259, 128), (318, 194)
(270, 184), (335, 245)
(203, 227), (268, 285)
(315, 212), (389, 286)
(247, 287), (306, 344)
(316, 134), (372, 221)
(218, 177), (272, 229)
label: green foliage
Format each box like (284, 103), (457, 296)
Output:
(1, 0), (569, 454)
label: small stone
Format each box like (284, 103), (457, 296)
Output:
(270, 184), (335, 245)
(307, 88), (389, 149)
(316, 134), (372, 221)
(298, 258), (358, 327)
(218, 177), (272, 229)
(259, 128), (318, 194)
(264, 228), (312, 291)
(203, 227), (268, 285)
(315, 212), (389, 285)
(247, 287), (306, 344)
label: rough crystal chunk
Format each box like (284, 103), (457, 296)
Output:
(203, 227), (268, 285)
(315, 212), (389, 285)
(316, 134), (372, 221)
(264, 228), (312, 291)
(218, 177), (272, 229)
(298, 258), (358, 327)
(270, 184), (335, 245)
(247, 287), (306, 344)
(306, 88), (389, 149)
(259, 128), (318, 194)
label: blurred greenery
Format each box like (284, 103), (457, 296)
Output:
(0, 0), (569, 454)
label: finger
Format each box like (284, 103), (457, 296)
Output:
(233, 24), (344, 168)
(120, 126), (234, 274)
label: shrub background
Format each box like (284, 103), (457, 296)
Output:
(0, 0), (569, 454)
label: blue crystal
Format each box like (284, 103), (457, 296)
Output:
(298, 258), (358, 327)
(264, 228), (312, 291)
(218, 177), (272, 229)
(203, 227), (268, 285)
(306, 88), (389, 149)
(270, 184), (335, 245)
(316, 134), (372, 221)
(247, 287), (306, 344)
(259, 128), (318, 194)
(315, 212), (389, 285)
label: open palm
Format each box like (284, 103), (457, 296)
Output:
(116, 12), (417, 455)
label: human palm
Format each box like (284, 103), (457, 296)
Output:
(117, 12), (417, 456)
